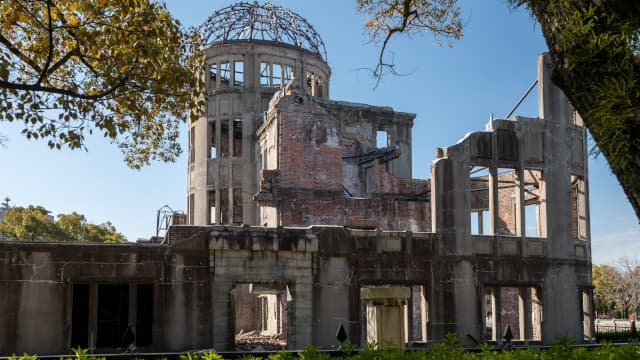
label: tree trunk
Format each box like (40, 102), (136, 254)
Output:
(523, 0), (640, 222)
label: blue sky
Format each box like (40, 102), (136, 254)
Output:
(1, 0), (637, 264)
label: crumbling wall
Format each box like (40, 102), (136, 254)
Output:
(254, 92), (430, 231)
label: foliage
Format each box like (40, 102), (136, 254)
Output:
(592, 259), (640, 319)
(0, 0), (205, 168)
(179, 351), (223, 360)
(9, 341), (640, 359)
(593, 264), (620, 317)
(358, 0), (640, 222)
(0, 205), (125, 242)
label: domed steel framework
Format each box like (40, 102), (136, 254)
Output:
(199, 2), (327, 61)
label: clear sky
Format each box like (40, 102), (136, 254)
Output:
(0, 0), (637, 264)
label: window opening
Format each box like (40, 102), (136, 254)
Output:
(283, 65), (293, 85)
(209, 63), (217, 85)
(234, 61), (244, 86)
(210, 122), (217, 158)
(524, 169), (545, 237)
(233, 283), (289, 350)
(188, 193), (194, 225)
(220, 62), (230, 86)
(483, 289), (495, 340)
(376, 130), (388, 148)
(410, 286), (428, 343)
(233, 188), (243, 224)
(272, 64), (281, 87)
(220, 120), (230, 158)
(220, 188), (229, 224)
(583, 289), (594, 341)
(233, 119), (242, 157)
(470, 166), (491, 235)
(71, 284), (90, 349)
(570, 105), (584, 127)
(315, 76), (324, 97)
(361, 286), (411, 348)
(97, 284), (129, 348)
(497, 168), (518, 236)
(189, 126), (195, 163)
(260, 62), (270, 86)
(572, 175), (587, 240)
(305, 71), (315, 95)
(136, 285), (153, 347)
(483, 286), (541, 342)
(208, 190), (216, 224)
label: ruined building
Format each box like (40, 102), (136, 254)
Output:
(0, 2), (593, 355)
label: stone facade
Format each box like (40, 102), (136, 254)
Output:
(0, 2), (593, 355)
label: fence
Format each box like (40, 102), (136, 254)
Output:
(595, 319), (637, 342)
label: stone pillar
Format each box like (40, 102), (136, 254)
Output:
(538, 53), (582, 342)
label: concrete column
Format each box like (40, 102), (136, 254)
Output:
(538, 53), (581, 342)
(493, 288), (501, 342)
(88, 284), (97, 352)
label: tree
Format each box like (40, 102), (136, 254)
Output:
(0, 205), (126, 242)
(358, 0), (640, 222)
(0, 0), (204, 168)
(592, 259), (640, 319)
(0, 205), (64, 241)
(593, 264), (619, 317)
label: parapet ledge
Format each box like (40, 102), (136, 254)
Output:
(209, 225), (318, 252)
(313, 97), (416, 120)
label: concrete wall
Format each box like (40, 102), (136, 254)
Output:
(188, 41), (331, 227)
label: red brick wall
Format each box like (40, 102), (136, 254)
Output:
(256, 94), (431, 231)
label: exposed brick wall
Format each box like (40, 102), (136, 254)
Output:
(254, 93), (431, 231)
(500, 287), (521, 340)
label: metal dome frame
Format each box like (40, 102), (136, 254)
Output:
(199, 2), (328, 61)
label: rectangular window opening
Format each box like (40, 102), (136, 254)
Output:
(209, 122), (217, 159)
(410, 286), (428, 343)
(272, 64), (281, 87)
(220, 120), (230, 158)
(483, 286), (541, 342)
(571, 175), (587, 240)
(233, 188), (243, 224)
(220, 188), (229, 224)
(583, 289), (594, 341)
(209, 63), (217, 85)
(234, 61), (244, 86)
(305, 71), (314, 95)
(208, 190), (216, 224)
(189, 126), (195, 164)
(135, 285), (153, 347)
(483, 289), (495, 341)
(71, 284), (90, 349)
(470, 166), (491, 235)
(497, 168), (518, 236)
(260, 62), (270, 86)
(233, 283), (289, 350)
(283, 65), (293, 85)
(188, 193), (194, 225)
(233, 119), (242, 157)
(376, 130), (388, 148)
(97, 284), (129, 348)
(524, 169), (545, 237)
(220, 62), (230, 86)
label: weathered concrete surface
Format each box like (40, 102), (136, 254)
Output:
(0, 49), (592, 354)
(188, 39), (331, 226)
